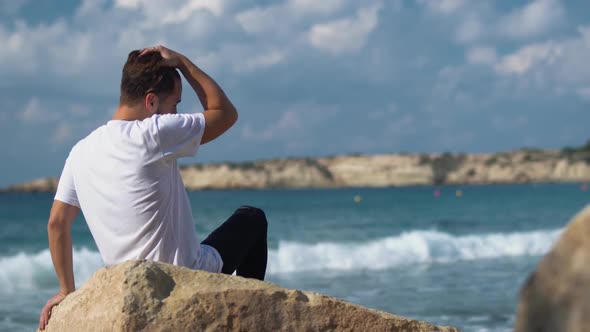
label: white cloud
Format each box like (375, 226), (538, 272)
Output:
(18, 98), (61, 123)
(76, 0), (109, 17)
(68, 104), (92, 117)
(0, 20), (67, 74)
(235, 0), (345, 35)
(113, 0), (222, 30)
(242, 110), (303, 141)
(416, 0), (488, 44)
(114, 0), (140, 9)
(482, 26), (590, 79)
(576, 86), (590, 101)
(467, 46), (497, 65)
(0, 0), (28, 15)
(495, 41), (561, 75)
(114, 0), (222, 18)
(460, 26), (590, 100)
(0, 0), (228, 91)
(497, 0), (564, 39)
(0, 17), (117, 80)
(0, 0), (386, 95)
(456, 15), (484, 43)
(241, 50), (286, 72)
(51, 123), (73, 145)
(161, 0), (224, 23)
(19, 98), (92, 125)
(198, 44), (288, 73)
(308, 4), (381, 55)
(235, 6), (285, 35)
(412, 55), (430, 68)
(241, 103), (339, 142)
(289, 0), (344, 14)
(417, 0), (466, 15)
(424, 0), (564, 44)
(19, 97), (44, 123)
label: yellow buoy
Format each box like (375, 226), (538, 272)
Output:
(456, 190), (463, 197)
(354, 195), (362, 203)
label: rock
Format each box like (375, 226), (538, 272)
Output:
(40, 260), (459, 332)
(2, 177), (59, 192)
(515, 205), (590, 332)
(9, 150), (590, 192)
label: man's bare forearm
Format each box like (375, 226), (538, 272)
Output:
(178, 56), (237, 115)
(48, 224), (75, 294)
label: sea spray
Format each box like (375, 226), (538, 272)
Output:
(267, 228), (562, 274)
(0, 247), (102, 293)
(0, 228), (562, 291)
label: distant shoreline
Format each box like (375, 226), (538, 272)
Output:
(1, 181), (587, 194)
(3, 149), (590, 192)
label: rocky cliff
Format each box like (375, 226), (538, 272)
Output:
(39, 260), (459, 332)
(6, 150), (590, 192)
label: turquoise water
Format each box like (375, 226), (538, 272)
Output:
(0, 184), (588, 331)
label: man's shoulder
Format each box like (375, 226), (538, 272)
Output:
(152, 113), (204, 123)
(69, 124), (107, 155)
(151, 113), (205, 135)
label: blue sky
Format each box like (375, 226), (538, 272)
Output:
(1, 0), (589, 187)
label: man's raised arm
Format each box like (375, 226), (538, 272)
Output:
(140, 45), (238, 145)
(39, 200), (79, 330)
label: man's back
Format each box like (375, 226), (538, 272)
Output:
(56, 113), (221, 271)
(39, 46), (250, 331)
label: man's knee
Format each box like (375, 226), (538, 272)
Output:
(238, 205), (267, 230)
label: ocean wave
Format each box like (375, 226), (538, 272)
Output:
(0, 247), (102, 293)
(266, 228), (562, 274)
(0, 228), (561, 291)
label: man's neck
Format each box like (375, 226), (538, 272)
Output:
(112, 104), (150, 121)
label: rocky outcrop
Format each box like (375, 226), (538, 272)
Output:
(40, 260), (458, 332)
(7, 150), (590, 192)
(515, 205), (590, 332)
(3, 177), (58, 192)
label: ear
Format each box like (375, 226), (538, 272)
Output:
(145, 92), (160, 115)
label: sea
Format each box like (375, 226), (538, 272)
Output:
(1, 183), (588, 331)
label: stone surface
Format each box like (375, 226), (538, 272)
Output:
(40, 260), (459, 332)
(515, 205), (590, 332)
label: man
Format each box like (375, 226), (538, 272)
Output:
(38, 45), (268, 330)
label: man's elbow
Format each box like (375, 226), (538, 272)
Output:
(224, 99), (238, 126)
(230, 109), (238, 127)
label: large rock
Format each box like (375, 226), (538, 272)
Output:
(515, 205), (590, 332)
(41, 260), (458, 332)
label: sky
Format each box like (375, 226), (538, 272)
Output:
(1, 0), (589, 187)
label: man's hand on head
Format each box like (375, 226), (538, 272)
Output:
(139, 45), (184, 68)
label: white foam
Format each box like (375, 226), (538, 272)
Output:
(267, 228), (562, 274)
(0, 228), (562, 291)
(0, 247), (103, 293)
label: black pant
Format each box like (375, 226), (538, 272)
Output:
(201, 205), (268, 280)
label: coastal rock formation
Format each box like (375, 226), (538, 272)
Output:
(4, 177), (58, 192)
(514, 205), (590, 332)
(39, 260), (458, 332)
(7, 150), (590, 192)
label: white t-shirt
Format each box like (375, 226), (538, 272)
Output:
(54, 113), (222, 273)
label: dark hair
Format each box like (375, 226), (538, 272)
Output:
(119, 50), (181, 105)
